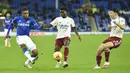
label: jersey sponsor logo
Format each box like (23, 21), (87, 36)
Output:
(58, 21), (69, 30)
(18, 20), (30, 27)
(5, 19), (11, 25)
(5, 21), (10, 22)
(18, 23), (30, 27)
(5, 20), (11, 23)
(59, 25), (69, 30)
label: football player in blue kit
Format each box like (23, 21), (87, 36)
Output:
(5, 7), (43, 68)
(4, 12), (13, 47)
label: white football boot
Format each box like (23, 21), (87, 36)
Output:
(55, 61), (62, 68)
(63, 61), (68, 68)
(30, 56), (38, 64)
(93, 65), (101, 69)
(24, 59), (32, 68)
(102, 62), (110, 68)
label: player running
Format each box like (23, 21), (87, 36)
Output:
(5, 7), (43, 68)
(4, 11), (13, 47)
(94, 8), (126, 69)
(42, 6), (81, 68)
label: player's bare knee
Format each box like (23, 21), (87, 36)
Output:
(97, 44), (109, 55)
(64, 40), (70, 46)
(97, 50), (102, 56)
(97, 47), (103, 52)
(103, 43), (112, 49)
(104, 48), (110, 52)
(97, 47), (104, 56)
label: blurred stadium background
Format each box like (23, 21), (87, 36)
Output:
(0, 0), (130, 33)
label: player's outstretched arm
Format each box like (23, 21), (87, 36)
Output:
(31, 18), (44, 30)
(42, 17), (58, 28)
(34, 23), (44, 30)
(34, 23), (53, 30)
(42, 24), (53, 28)
(73, 27), (81, 41)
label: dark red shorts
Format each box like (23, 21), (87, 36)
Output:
(103, 37), (122, 49)
(55, 37), (70, 48)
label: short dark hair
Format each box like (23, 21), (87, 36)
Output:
(111, 8), (120, 15)
(60, 6), (68, 11)
(22, 7), (28, 11)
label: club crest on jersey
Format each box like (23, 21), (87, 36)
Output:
(27, 21), (30, 24)
(18, 20), (22, 23)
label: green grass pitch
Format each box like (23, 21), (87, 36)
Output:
(0, 34), (130, 73)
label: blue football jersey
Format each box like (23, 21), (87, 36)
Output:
(7, 16), (42, 36)
(4, 18), (12, 29)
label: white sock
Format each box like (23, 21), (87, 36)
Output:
(8, 38), (10, 43)
(7, 38), (11, 46)
(25, 59), (31, 64)
(63, 61), (68, 65)
(24, 51), (33, 61)
(5, 39), (8, 47)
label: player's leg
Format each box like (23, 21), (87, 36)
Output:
(94, 42), (113, 69)
(104, 48), (110, 62)
(26, 37), (39, 64)
(102, 48), (110, 68)
(5, 38), (8, 47)
(24, 38), (39, 68)
(24, 49), (38, 66)
(16, 36), (33, 68)
(4, 29), (11, 47)
(102, 38), (121, 68)
(20, 44), (34, 62)
(24, 49), (38, 68)
(54, 39), (63, 68)
(54, 45), (62, 68)
(4, 29), (8, 47)
(7, 36), (11, 47)
(24, 59), (32, 68)
(31, 49), (38, 64)
(94, 43), (104, 69)
(7, 30), (12, 47)
(63, 38), (70, 68)
(20, 44), (33, 68)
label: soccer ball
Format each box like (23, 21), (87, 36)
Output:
(53, 52), (62, 60)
